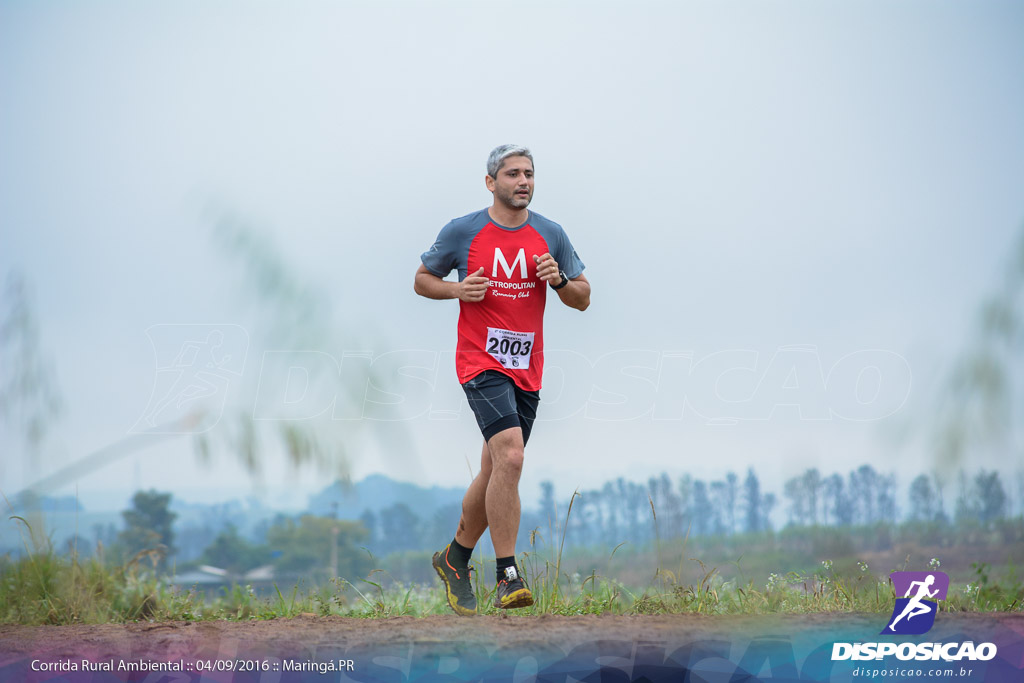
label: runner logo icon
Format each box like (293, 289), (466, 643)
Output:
(882, 571), (949, 635)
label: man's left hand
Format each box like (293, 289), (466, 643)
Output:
(533, 253), (561, 285)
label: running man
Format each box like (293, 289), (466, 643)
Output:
(889, 574), (940, 631)
(414, 145), (590, 614)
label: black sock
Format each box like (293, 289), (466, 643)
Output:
(496, 555), (518, 583)
(448, 538), (473, 568)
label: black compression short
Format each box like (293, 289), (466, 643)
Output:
(461, 370), (540, 445)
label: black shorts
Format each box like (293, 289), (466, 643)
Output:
(461, 370), (540, 445)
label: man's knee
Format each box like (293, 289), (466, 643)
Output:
(498, 448), (524, 475)
(488, 430), (525, 474)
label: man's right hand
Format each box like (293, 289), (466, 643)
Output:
(457, 267), (489, 302)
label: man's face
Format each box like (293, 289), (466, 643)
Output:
(487, 155), (534, 209)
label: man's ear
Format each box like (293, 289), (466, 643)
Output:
(485, 174), (496, 193)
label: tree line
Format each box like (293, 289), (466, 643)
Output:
(540, 465), (1017, 548)
(357, 465), (1019, 554)
(73, 465), (1021, 581)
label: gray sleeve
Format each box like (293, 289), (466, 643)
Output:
(420, 220), (459, 278)
(555, 227), (585, 280)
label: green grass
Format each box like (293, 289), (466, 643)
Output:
(4, 542), (1021, 624)
(3, 513), (1022, 624)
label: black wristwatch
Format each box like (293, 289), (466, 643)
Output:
(551, 270), (570, 290)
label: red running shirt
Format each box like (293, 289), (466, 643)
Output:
(420, 209), (585, 391)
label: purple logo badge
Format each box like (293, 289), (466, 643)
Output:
(882, 571), (949, 635)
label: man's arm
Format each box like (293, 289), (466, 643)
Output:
(414, 264), (490, 302)
(555, 273), (590, 311)
(533, 254), (590, 311)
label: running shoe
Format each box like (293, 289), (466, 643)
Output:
(432, 545), (477, 616)
(493, 566), (534, 609)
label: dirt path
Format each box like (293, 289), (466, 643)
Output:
(1, 613), (1022, 681)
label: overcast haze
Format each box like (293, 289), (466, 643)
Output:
(2, 1), (1023, 516)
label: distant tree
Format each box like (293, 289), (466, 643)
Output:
(951, 469), (1007, 526)
(783, 475), (807, 526)
(601, 481), (620, 543)
(974, 470), (1007, 525)
(568, 491), (590, 546)
(359, 509), (378, 545)
(877, 472), (898, 523)
(802, 468), (822, 525)
(955, 470), (975, 523)
(624, 480), (646, 540)
(849, 465), (879, 524)
(824, 473), (853, 527)
(540, 480), (557, 530)
(266, 515), (369, 579)
(708, 480), (727, 535)
(175, 522), (219, 562)
(118, 489), (177, 566)
(655, 473), (684, 538)
(690, 480), (712, 536)
(586, 487), (604, 546)
(742, 468), (763, 533)
(677, 475), (694, 535)
(721, 472), (738, 535)
(908, 474), (936, 521)
(199, 524), (268, 575)
(932, 473), (950, 523)
(378, 502), (421, 553)
(760, 492), (777, 532)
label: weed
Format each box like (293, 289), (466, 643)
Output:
(4, 497), (1024, 623)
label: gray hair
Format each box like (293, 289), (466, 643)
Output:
(487, 144), (533, 178)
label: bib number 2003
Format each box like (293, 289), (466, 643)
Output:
(486, 327), (534, 370)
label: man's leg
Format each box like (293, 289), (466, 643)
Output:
(485, 425), (533, 609)
(433, 442), (493, 617)
(455, 440), (492, 548)
(435, 371), (533, 613)
(484, 426), (525, 558)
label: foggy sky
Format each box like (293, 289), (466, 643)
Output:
(2, 0), (1023, 514)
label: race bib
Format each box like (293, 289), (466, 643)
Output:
(486, 327), (534, 370)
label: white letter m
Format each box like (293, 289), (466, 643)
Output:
(493, 247), (527, 279)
